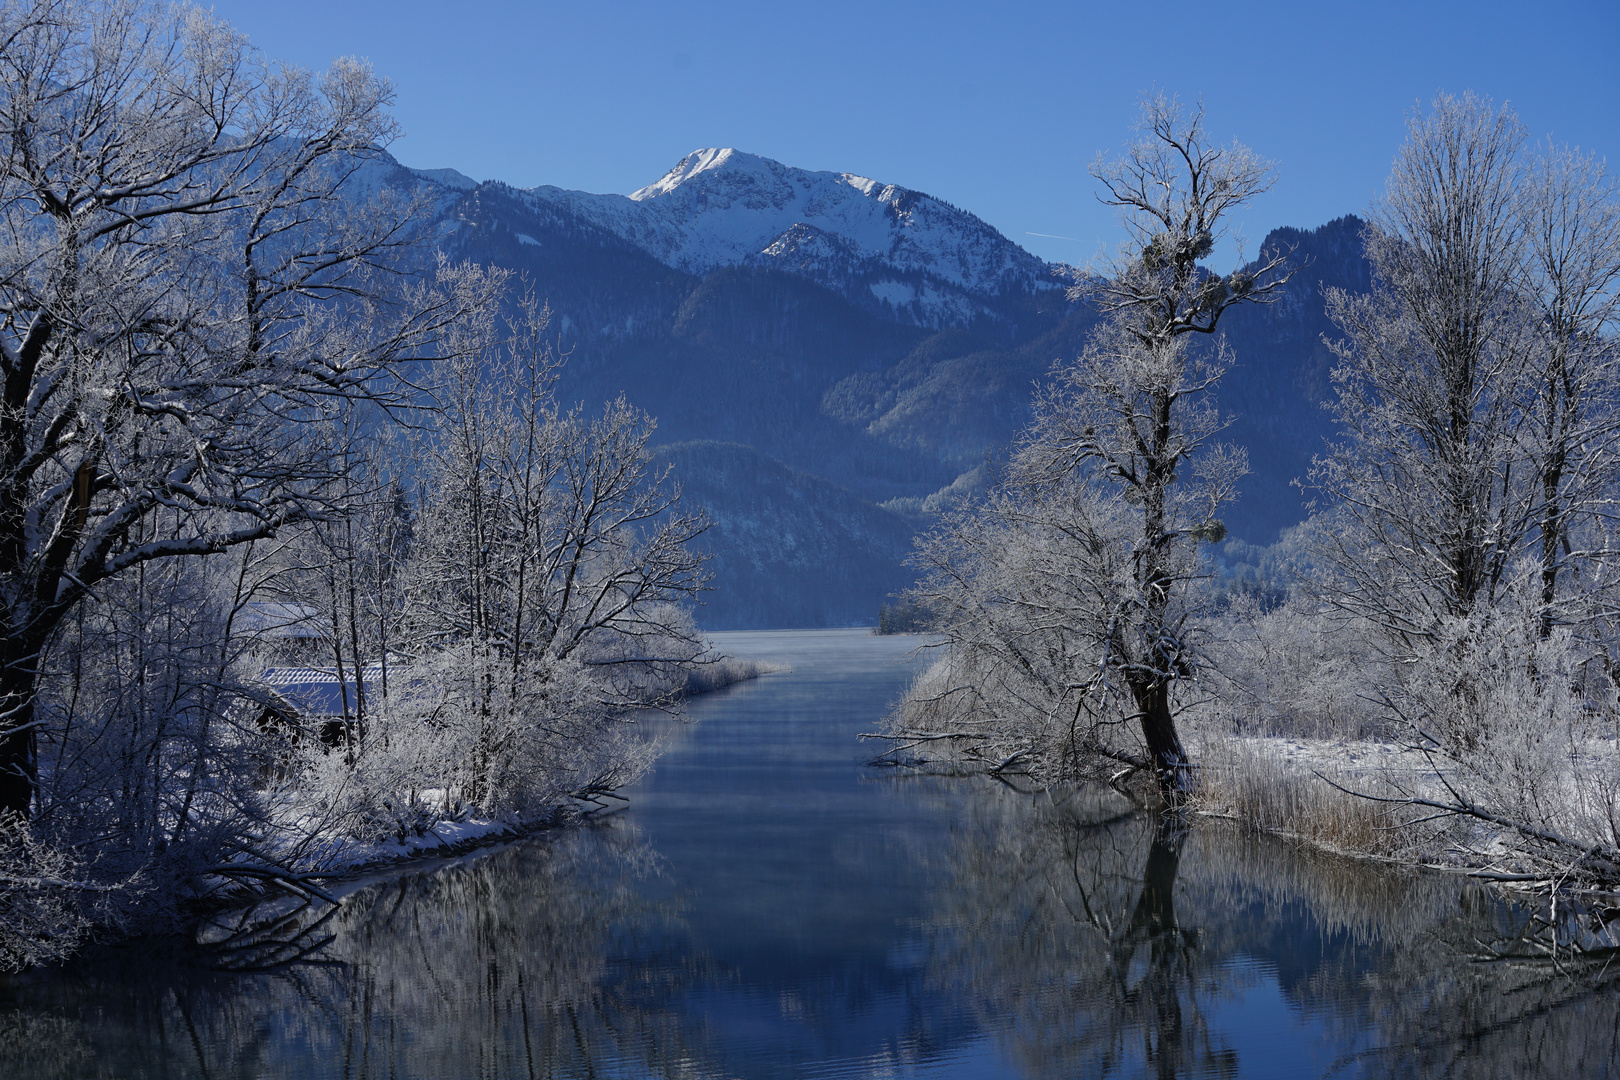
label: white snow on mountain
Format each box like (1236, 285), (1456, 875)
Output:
(409, 166), (479, 192)
(337, 155), (481, 224)
(508, 149), (1056, 325)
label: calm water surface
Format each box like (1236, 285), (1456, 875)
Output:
(2, 628), (1616, 1078)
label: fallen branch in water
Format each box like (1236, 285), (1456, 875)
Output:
(203, 864), (341, 906)
(569, 784), (630, 814)
(858, 729), (1030, 770)
(859, 728), (1153, 785)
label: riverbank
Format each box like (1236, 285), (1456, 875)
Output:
(681, 655), (791, 696)
(11, 627), (1618, 1080)
(0, 651), (790, 971)
(873, 695), (1620, 900)
(229, 654), (791, 884)
(1188, 731), (1620, 900)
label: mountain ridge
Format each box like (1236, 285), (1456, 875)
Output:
(369, 148), (1372, 626)
(505, 147), (1062, 331)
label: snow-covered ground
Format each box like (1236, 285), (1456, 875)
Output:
(1217, 734), (1442, 781)
(267, 801), (566, 879)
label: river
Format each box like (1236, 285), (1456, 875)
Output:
(0, 628), (1614, 1078)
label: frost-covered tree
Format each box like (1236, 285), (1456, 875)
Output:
(1041, 97), (1292, 797)
(1306, 96), (1620, 877)
(1316, 94), (1536, 637)
(893, 472), (1146, 783)
(895, 97), (1291, 800)
(0, 0), (495, 818)
(1520, 143), (1620, 638)
(1315, 94), (1620, 692)
(387, 296), (709, 814)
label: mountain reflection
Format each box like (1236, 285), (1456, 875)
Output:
(923, 785), (1620, 1079)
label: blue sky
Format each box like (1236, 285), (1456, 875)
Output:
(210, 0), (1619, 271)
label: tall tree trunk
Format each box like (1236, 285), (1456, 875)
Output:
(1135, 385), (1193, 802)
(1539, 343), (1571, 641)
(1540, 458), (1565, 640)
(1132, 675), (1192, 801)
(0, 657), (39, 819)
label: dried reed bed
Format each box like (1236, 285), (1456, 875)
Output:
(1190, 737), (1459, 861)
(680, 657), (790, 696)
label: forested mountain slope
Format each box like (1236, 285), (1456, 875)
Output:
(1217, 216), (1370, 540)
(382, 152), (1371, 624)
(653, 442), (917, 629)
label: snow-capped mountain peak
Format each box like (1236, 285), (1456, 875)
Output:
(631, 147), (768, 199)
(630, 147), (880, 205)
(502, 148), (1058, 328)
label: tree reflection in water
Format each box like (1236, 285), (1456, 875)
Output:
(924, 784), (1620, 1079)
(922, 791), (1242, 1077)
(0, 822), (709, 1080)
(4, 783), (1620, 1078)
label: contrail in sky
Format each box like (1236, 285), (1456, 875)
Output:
(1025, 231), (1083, 242)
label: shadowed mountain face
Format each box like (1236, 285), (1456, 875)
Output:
(654, 443), (918, 630)
(385, 153), (1371, 626)
(1215, 216), (1371, 540)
